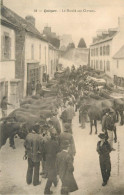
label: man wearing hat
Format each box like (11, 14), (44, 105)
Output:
(97, 133), (112, 186)
(43, 129), (59, 194)
(24, 123), (42, 186)
(58, 123), (76, 158)
(102, 108), (117, 151)
(56, 140), (78, 195)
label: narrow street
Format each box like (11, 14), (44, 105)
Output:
(0, 111), (124, 195)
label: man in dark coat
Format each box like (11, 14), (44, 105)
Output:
(50, 110), (61, 135)
(96, 133), (112, 186)
(24, 124), (42, 186)
(102, 108), (117, 150)
(56, 140), (78, 195)
(79, 103), (87, 129)
(43, 129), (59, 194)
(58, 123), (76, 157)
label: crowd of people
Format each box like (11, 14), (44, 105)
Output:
(0, 65), (119, 193)
(24, 98), (77, 194)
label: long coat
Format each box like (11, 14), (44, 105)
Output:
(43, 138), (59, 180)
(56, 150), (78, 192)
(51, 116), (61, 135)
(58, 132), (76, 156)
(24, 132), (43, 162)
(96, 140), (112, 182)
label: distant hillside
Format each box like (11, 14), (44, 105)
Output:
(59, 48), (89, 68)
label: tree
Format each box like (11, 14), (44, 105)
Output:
(78, 38), (87, 48)
(66, 42), (75, 50)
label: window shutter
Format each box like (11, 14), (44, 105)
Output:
(9, 37), (11, 59)
(1, 35), (5, 60)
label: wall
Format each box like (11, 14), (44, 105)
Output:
(25, 34), (48, 67)
(0, 25), (15, 80)
(0, 24), (21, 105)
(48, 47), (59, 79)
(24, 33), (49, 96)
(60, 48), (89, 68)
(90, 39), (118, 80)
(0, 61), (15, 80)
(113, 59), (124, 77)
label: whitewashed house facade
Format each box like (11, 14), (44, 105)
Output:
(90, 16), (124, 83)
(0, 16), (20, 105)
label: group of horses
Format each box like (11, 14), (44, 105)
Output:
(0, 91), (60, 149)
(79, 96), (124, 137)
(1, 65), (124, 149)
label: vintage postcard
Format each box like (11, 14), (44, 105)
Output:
(0, 0), (124, 194)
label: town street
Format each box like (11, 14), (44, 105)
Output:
(0, 111), (124, 195)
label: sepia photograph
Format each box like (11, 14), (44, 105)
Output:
(0, 0), (124, 194)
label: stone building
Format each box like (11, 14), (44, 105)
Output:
(90, 16), (124, 83)
(1, 5), (49, 98)
(113, 45), (124, 88)
(0, 15), (20, 105)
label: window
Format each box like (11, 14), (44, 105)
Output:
(106, 45), (110, 55)
(106, 61), (110, 71)
(39, 44), (41, 59)
(31, 44), (34, 60)
(96, 48), (98, 56)
(103, 46), (105, 55)
(1, 33), (11, 60)
(94, 48), (95, 56)
(96, 60), (98, 69)
(94, 60), (96, 69)
(100, 60), (103, 70)
(51, 60), (53, 74)
(92, 49), (94, 56)
(100, 47), (102, 56)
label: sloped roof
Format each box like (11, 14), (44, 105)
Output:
(0, 15), (18, 29)
(1, 5), (48, 42)
(90, 31), (118, 46)
(113, 45), (124, 59)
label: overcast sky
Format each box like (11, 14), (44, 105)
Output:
(3, 0), (124, 47)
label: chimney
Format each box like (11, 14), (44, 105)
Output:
(108, 28), (118, 37)
(25, 15), (35, 26)
(102, 31), (109, 39)
(118, 16), (124, 33)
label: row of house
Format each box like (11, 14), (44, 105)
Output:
(90, 16), (124, 87)
(0, 4), (59, 105)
